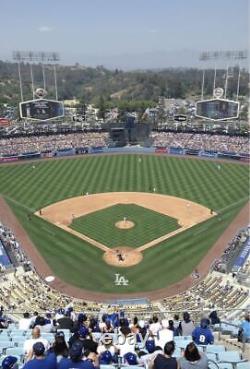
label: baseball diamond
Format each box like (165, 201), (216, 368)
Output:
(0, 154), (249, 298)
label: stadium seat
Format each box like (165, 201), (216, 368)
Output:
(236, 363), (250, 369)
(5, 347), (24, 356)
(218, 351), (242, 363)
(218, 363), (234, 369)
(206, 345), (226, 356)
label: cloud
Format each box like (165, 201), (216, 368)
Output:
(38, 26), (54, 33)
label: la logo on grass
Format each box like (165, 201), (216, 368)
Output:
(114, 273), (129, 286)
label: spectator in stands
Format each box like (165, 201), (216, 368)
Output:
(149, 315), (162, 337)
(58, 343), (98, 369)
(192, 319), (214, 345)
(1, 356), (18, 369)
(56, 310), (74, 331)
(209, 310), (220, 325)
(0, 316), (8, 329)
(23, 327), (49, 357)
(154, 341), (178, 369)
(156, 319), (174, 348)
(23, 342), (57, 369)
(47, 331), (69, 364)
(19, 312), (32, 330)
(179, 342), (208, 369)
(180, 312), (195, 336)
(124, 352), (138, 366)
(239, 313), (250, 343)
(116, 326), (135, 356)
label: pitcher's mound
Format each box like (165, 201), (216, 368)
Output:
(115, 220), (135, 229)
(103, 247), (143, 267)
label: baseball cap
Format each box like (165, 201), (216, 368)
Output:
(55, 331), (65, 338)
(78, 325), (89, 338)
(2, 356), (18, 369)
(100, 350), (113, 364)
(69, 342), (83, 359)
(33, 341), (45, 356)
(124, 352), (138, 365)
(146, 339), (155, 353)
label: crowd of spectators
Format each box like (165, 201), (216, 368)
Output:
(213, 227), (249, 274)
(0, 131), (249, 157)
(0, 133), (109, 156)
(0, 308), (218, 369)
(0, 223), (27, 273)
(151, 132), (249, 154)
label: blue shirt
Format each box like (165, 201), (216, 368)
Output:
(58, 358), (96, 369)
(22, 356), (57, 369)
(192, 327), (214, 345)
(240, 321), (250, 339)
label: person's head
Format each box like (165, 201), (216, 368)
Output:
(1, 356), (18, 369)
(33, 342), (45, 358)
(69, 342), (83, 362)
(164, 341), (175, 357)
(200, 318), (209, 329)
(32, 326), (41, 339)
(133, 316), (138, 326)
(36, 316), (46, 326)
(23, 312), (30, 319)
(244, 313), (250, 322)
(53, 331), (68, 356)
(152, 316), (158, 323)
(174, 314), (179, 321)
(78, 325), (89, 339)
(184, 342), (201, 362)
(120, 326), (131, 337)
(78, 313), (87, 323)
(168, 320), (174, 329)
(124, 352), (138, 365)
(145, 338), (155, 353)
(183, 312), (190, 323)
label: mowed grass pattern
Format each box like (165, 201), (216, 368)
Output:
(70, 204), (180, 248)
(0, 155), (249, 293)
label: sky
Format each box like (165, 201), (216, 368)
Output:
(0, 0), (248, 70)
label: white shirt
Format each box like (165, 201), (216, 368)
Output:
(149, 322), (162, 336)
(155, 328), (174, 348)
(18, 318), (32, 331)
(116, 336), (135, 356)
(23, 337), (49, 355)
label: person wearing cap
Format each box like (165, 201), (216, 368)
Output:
(23, 342), (57, 369)
(58, 343), (98, 369)
(192, 319), (214, 345)
(47, 331), (69, 364)
(180, 312), (195, 336)
(1, 356), (18, 369)
(99, 350), (113, 365)
(124, 352), (138, 365)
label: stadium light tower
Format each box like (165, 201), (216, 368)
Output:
(199, 50), (248, 100)
(13, 51), (60, 101)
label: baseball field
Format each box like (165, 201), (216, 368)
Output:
(0, 154), (249, 297)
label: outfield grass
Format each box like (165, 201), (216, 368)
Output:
(70, 204), (180, 248)
(0, 155), (248, 293)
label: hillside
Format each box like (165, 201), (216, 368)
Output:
(0, 61), (248, 107)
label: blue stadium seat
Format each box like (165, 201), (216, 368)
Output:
(218, 351), (242, 363)
(5, 347), (24, 356)
(236, 362), (250, 369)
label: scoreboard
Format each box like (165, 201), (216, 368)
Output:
(19, 99), (64, 121)
(196, 99), (239, 121)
